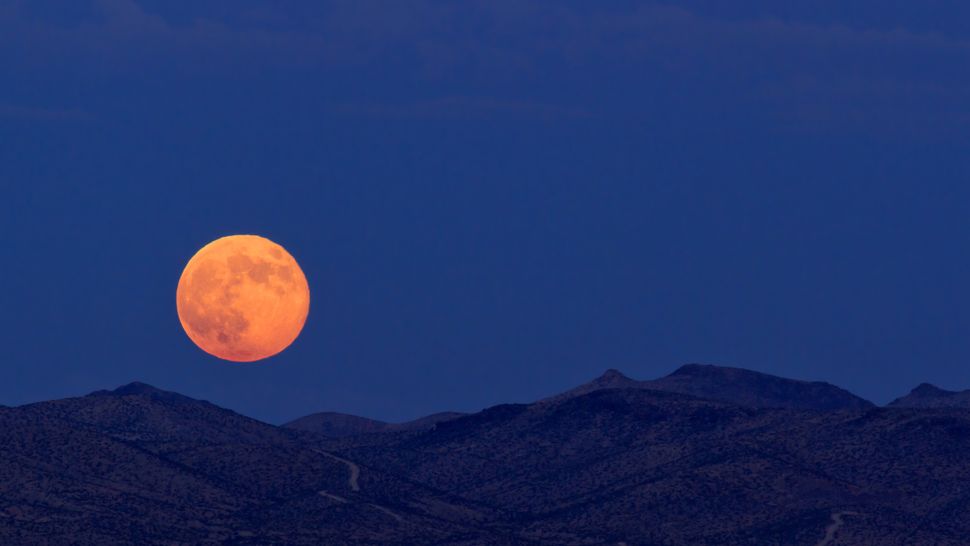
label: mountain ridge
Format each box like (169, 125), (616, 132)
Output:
(285, 363), (876, 437)
(0, 381), (491, 544)
(284, 410), (466, 437)
(3, 366), (970, 544)
(87, 381), (196, 403)
(540, 363), (874, 411)
(889, 382), (970, 408)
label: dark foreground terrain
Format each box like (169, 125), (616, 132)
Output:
(2, 365), (969, 545)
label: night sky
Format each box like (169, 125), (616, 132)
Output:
(4, 1), (970, 424)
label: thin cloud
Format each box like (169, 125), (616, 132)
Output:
(3, 1), (970, 133)
(0, 103), (95, 122)
(6, 1), (966, 69)
(331, 97), (593, 121)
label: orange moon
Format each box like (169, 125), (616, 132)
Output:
(176, 235), (310, 362)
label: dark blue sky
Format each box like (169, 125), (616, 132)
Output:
(3, 1), (970, 423)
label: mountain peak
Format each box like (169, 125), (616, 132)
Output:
(88, 382), (188, 402)
(668, 363), (760, 379)
(909, 383), (953, 397)
(113, 382), (165, 395)
(537, 369), (638, 404)
(889, 383), (970, 408)
(596, 368), (632, 384)
(669, 363), (709, 375)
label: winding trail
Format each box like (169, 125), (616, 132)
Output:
(312, 449), (405, 523)
(368, 503), (404, 523)
(313, 449), (360, 491)
(816, 511), (859, 546)
(317, 490), (403, 522)
(318, 491), (348, 503)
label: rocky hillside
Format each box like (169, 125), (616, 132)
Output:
(0, 383), (493, 545)
(1, 369), (969, 544)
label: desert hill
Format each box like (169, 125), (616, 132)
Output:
(1, 367), (969, 544)
(0, 383), (492, 545)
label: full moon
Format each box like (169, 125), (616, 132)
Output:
(176, 235), (310, 362)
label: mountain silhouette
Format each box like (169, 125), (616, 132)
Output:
(647, 363), (874, 409)
(89, 381), (196, 402)
(328, 383), (970, 544)
(285, 411), (465, 437)
(0, 383), (488, 544)
(889, 382), (970, 408)
(544, 364), (873, 410)
(1, 367), (969, 544)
